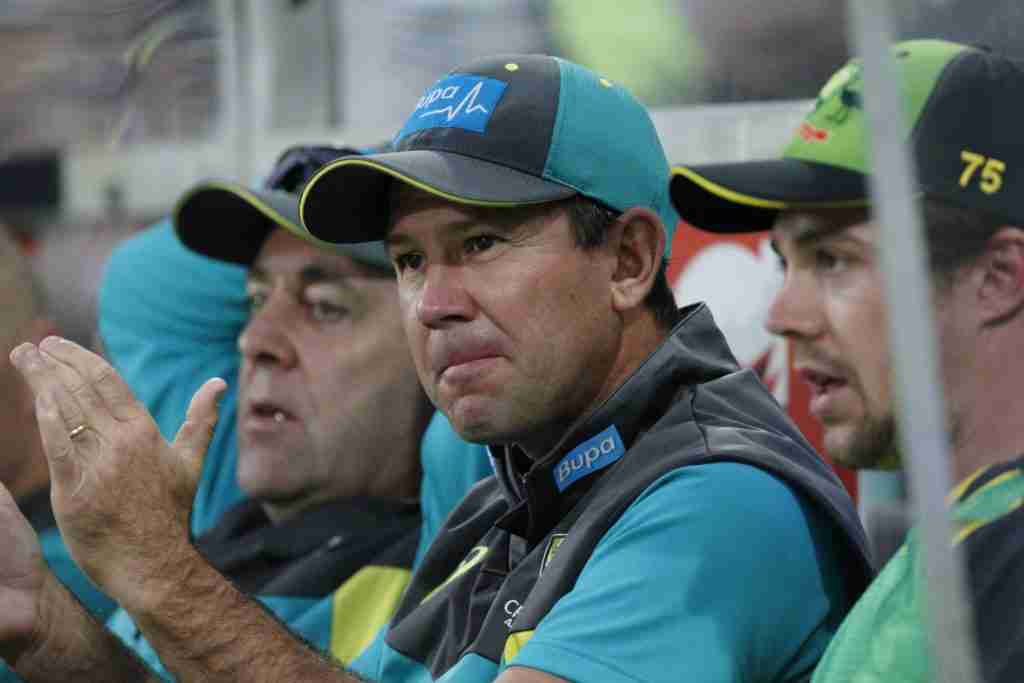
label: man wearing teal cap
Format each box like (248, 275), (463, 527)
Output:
(672, 39), (1024, 682)
(3, 55), (869, 683)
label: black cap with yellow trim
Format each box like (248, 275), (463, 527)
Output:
(671, 40), (1024, 233)
(174, 145), (391, 269)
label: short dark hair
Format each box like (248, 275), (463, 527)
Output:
(921, 195), (1006, 288)
(564, 196), (680, 330)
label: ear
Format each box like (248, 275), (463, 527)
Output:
(607, 207), (665, 314)
(976, 227), (1024, 327)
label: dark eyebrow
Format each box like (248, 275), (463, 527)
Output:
(247, 265), (269, 284)
(246, 263), (358, 291)
(297, 263), (357, 291)
(386, 216), (507, 249)
(777, 220), (850, 253)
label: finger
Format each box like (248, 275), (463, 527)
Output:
(36, 339), (113, 432)
(39, 337), (141, 423)
(173, 378), (228, 479)
(32, 389), (80, 486)
(11, 344), (88, 437)
(0, 478), (17, 511)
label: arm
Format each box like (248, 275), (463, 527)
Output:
(8, 339), (367, 683)
(123, 543), (357, 682)
(0, 483), (157, 683)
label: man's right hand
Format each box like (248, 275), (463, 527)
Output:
(0, 481), (48, 665)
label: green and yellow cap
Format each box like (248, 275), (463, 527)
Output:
(671, 40), (1024, 232)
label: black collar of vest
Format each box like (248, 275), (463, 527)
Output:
(197, 496), (420, 564)
(16, 486), (55, 534)
(490, 303), (740, 544)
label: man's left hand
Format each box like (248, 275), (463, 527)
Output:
(9, 337), (226, 611)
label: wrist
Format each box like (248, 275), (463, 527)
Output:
(112, 535), (205, 618)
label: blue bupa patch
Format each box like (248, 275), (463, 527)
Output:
(396, 75), (508, 141)
(553, 425), (626, 493)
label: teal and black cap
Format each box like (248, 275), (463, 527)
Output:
(174, 144), (391, 269)
(299, 54), (678, 249)
(671, 40), (1024, 233)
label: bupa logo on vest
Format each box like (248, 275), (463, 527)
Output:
(396, 74), (508, 141)
(553, 425), (626, 493)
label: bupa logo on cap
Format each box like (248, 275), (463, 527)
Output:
(553, 425), (625, 493)
(396, 74), (508, 142)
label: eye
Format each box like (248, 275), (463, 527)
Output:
(393, 252), (425, 273)
(464, 234), (499, 254)
(308, 300), (348, 323)
(814, 248), (846, 274)
(246, 291), (268, 313)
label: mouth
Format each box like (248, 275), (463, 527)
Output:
(243, 401), (297, 429)
(799, 368), (847, 397)
(432, 341), (504, 381)
(797, 366), (855, 421)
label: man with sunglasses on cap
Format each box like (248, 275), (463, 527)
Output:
(671, 39), (1024, 682)
(0, 145), (490, 681)
(3, 56), (871, 683)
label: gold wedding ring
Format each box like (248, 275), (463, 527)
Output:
(68, 424), (88, 440)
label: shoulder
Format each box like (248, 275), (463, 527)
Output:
(619, 461), (817, 532)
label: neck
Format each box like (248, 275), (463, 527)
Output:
(517, 312), (668, 461)
(947, 332), (1024, 485)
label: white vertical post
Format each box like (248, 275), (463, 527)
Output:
(845, 3), (981, 682)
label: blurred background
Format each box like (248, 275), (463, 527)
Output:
(6, 0), (1024, 341)
(4, 0), (1024, 556)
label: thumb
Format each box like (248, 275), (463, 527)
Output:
(173, 377), (228, 479)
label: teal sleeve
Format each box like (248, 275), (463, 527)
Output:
(415, 412), (493, 564)
(508, 462), (849, 683)
(97, 219), (248, 536)
(348, 625), (386, 680)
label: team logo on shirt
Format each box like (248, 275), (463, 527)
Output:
(553, 425), (626, 492)
(539, 533), (567, 577)
(421, 545), (489, 604)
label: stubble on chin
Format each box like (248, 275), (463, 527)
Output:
(836, 413), (899, 470)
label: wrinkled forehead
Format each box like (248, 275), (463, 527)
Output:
(386, 182), (565, 245)
(250, 228), (392, 284)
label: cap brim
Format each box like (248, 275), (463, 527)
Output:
(299, 150), (577, 244)
(174, 180), (391, 269)
(670, 159), (870, 233)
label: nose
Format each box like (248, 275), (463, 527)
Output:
(765, 273), (824, 340)
(414, 263), (475, 329)
(238, 292), (298, 369)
